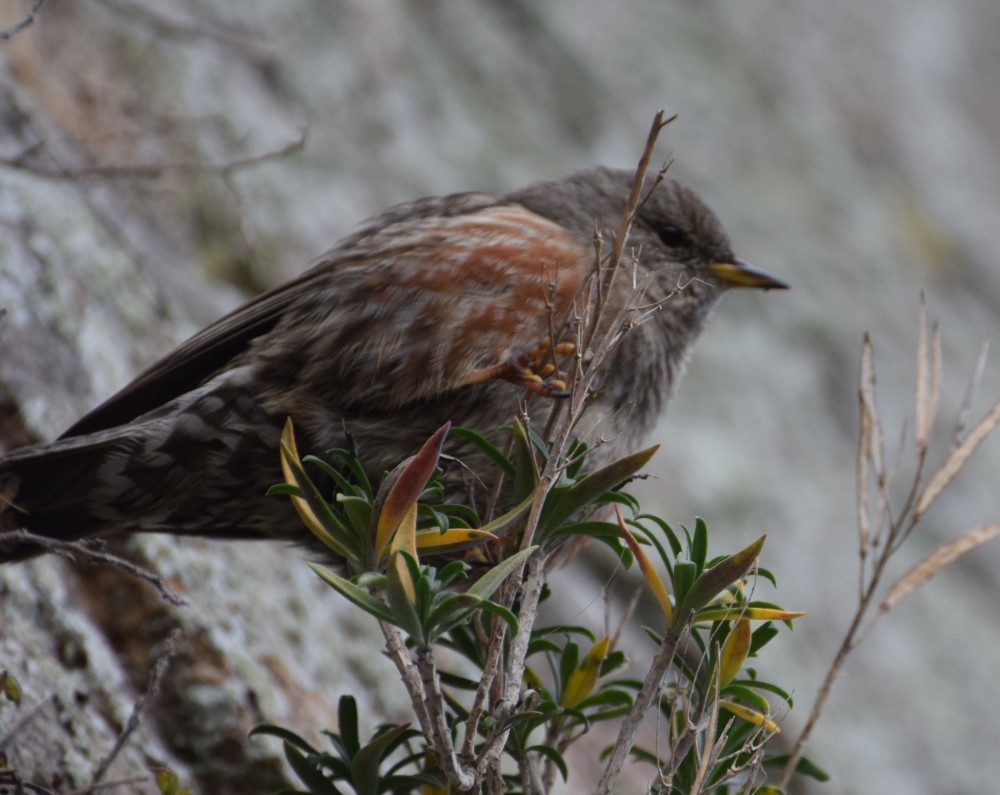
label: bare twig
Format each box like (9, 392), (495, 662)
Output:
(379, 622), (433, 736)
(0, 0), (45, 42)
(881, 524), (1000, 612)
(778, 308), (1000, 789)
(914, 395), (1000, 520)
(0, 696), (51, 751)
(0, 531), (187, 606)
(953, 341), (989, 448)
(596, 631), (681, 795)
(0, 128), (308, 182)
(416, 647), (475, 791)
(89, 629), (180, 788)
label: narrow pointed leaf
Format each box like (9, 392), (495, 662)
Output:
(431, 596), (518, 639)
(540, 445), (659, 536)
(374, 424), (450, 557)
(249, 724), (320, 754)
(338, 695), (360, 757)
(561, 636), (610, 708)
(388, 503), (419, 560)
(279, 421), (353, 561)
(528, 745), (569, 783)
(674, 535), (766, 628)
(308, 563), (394, 623)
(882, 524), (1000, 611)
(464, 545), (538, 601)
(690, 517), (708, 572)
(414, 526), (496, 556)
(511, 417), (540, 503)
(350, 724), (412, 795)
(915, 397), (1000, 518)
(719, 700), (779, 733)
(694, 606), (806, 623)
(477, 491), (535, 537)
(719, 619), (751, 685)
(385, 551), (423, 640)
(616, 508), (673, 625)
(450, 426), (516, 477)
(283, 742), (341, 794)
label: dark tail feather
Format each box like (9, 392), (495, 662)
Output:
(0, 436), (122, 561)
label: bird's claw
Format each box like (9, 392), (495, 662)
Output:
(507, 339), (576, 398)
(462, 339), (576, 398)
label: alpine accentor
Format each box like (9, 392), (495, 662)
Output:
(0, 167), (785, 561)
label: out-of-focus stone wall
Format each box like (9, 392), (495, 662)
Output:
(1, 1), (998, 792)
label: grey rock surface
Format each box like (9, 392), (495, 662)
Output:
(1, 1), (998, 792)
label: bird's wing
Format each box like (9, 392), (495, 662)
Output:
(253, 204), (593, 412)
(63, 204), (591, 437)
(59, 269), (339, 437)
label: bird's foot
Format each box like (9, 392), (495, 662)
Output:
(464, 339), (577, 398)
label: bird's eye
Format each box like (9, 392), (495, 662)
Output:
(653, 223), (689, 248)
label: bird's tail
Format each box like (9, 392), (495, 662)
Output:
(0, 434), (123, 562)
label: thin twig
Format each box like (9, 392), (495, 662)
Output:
(0, 128), (308, 182)
(0, 531), (187, 606)
(596, 632), (680, 795)
(416, 647), (475, 791)
(0, 0), (45, 41)
(89, 629), (180, 787)
(379, 622), (433, 737)
(0, 696), (51, 751)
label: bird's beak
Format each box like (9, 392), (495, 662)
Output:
(710, 258), (789, 290)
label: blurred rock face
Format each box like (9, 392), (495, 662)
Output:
(1, 2), (998, 793)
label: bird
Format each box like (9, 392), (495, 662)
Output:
(0, 167), (786, 563)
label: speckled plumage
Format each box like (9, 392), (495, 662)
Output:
(0, 167), (785, 560)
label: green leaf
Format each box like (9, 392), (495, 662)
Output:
(0, 671), (22, 705)
(471, 598), (519, 632)
(284, 742), (341, 795)
(424, 592), (479, 634)
(309, 563), (394, 623)
(350, 724), (412, 795)
(464, 546), (537, 602)
(476, 492), (534, 539)
(450, 426), (515, 477)
(538, 445), (659, 538)
(690, 517), (708, 572)
(549, 520), (625, 538)
(249, 724), (320, 754)
(528, 745), (569, 782)
(152, 767), (181, 795)
(265, 483), (300, 497)
(385, 552), (425, 643)
(337, 495), (373, 537)
(673, 535), (766, 631)
(731, 678), (794, 707)
(338, 696), (360, 758)
(282, 446), (357, 564)
(635, 513), (682, 556)
(558, 641), (581, 692)
(511, 418), (540, 503)
(302, 455), (361, 501)
(765, 753), (831, 782)
(671, 560), (697, 604)
(719, 683), (771, 712)
(750, 622), (780, 655)
(326, 448), (374, 497)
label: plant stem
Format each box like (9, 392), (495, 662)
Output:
(596, 631), (680, 795)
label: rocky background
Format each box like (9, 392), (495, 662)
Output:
(1, 1), (998, 793)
